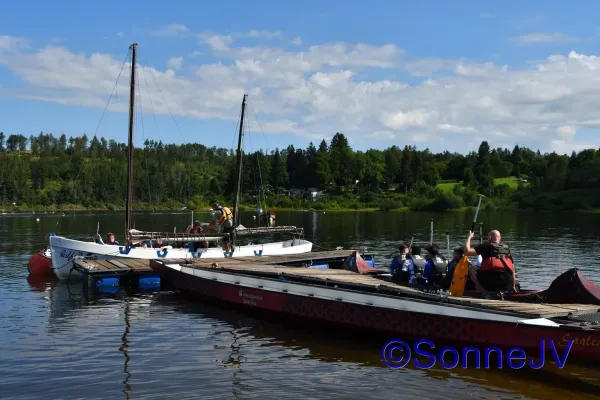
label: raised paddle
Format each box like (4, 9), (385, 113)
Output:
(449, 194), (485, 298)
(470, 194), (485, 233)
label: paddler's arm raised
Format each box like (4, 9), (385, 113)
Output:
(464, 231), (478, 256)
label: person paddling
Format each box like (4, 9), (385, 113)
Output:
(464, 230), (517, 293)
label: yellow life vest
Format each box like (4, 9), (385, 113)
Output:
(218, 206), (233, 224)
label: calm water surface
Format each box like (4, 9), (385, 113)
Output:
(2, 210), (600, 399)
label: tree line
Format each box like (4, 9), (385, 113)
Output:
(0, 131), (599, 212)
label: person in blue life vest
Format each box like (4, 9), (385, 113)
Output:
(390, 244), (418, 285)
(96, 232), (119, 245)
(422, 243), (448, 285)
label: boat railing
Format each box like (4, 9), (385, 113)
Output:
(128, 225), (304, 243)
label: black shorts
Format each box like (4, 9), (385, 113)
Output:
(477, 270), (512, 291)
(222, 225), (232, 234)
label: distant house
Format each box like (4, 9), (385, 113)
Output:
(305, 187), (321, 202)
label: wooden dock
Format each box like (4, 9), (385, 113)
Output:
(155, 258), (600, 321)
(157, 249), (371, 268)
(72, 258), (153, 276)
(71, 249), (371, 278)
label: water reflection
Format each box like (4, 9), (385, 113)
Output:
(4, 210), (600, 399)
(120, 301), (132, 399)
(155, 291), (600, 400)
(15, 277), (600, 399)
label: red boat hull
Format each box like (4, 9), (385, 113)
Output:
(154, 263), (600, 364)
(28, 248), (53, 276)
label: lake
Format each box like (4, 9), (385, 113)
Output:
(2, 210), (600, 399)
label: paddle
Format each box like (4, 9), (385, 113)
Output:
(470, 194), (485, 233)
(449, 194), (485, 297)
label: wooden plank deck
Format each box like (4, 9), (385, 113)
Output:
(160, 249), (367, 267)
(73, 258), (153, 275)
(72, 250), (363, 276)
(168, 260), (600, 320)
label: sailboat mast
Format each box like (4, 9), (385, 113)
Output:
(231, 94), (247, 249)
(125, 43), (137, 247)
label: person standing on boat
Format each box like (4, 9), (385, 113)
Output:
(207, 202), (234, 235)
(464, 230), (517, 293)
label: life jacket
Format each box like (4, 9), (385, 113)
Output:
(410, 255), (426, 275)
(480, 242), (514, 273)
(430, 257), (448, 275)
(218, 207), (233, 224)
(392, 255), (413, 283)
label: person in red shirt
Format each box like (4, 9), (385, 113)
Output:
(464, 229), (517, 293)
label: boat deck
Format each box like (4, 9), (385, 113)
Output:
(155, 258), (600, 322)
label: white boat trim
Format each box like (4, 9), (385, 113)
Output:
(166, 263), (564, 327)
(50, 235), (313, 280)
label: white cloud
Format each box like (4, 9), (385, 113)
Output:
(404, 58), (456, 76)
(513, 32), (577, 44)
(369, 130), (396, 140)
(198, 33), (233, 52)
(0, 35), (29, 52)
(1, 34), (600, 153)
(247, 30), (282, 39)
(292, 37), (302, 45)
(148, 24), (190, 36)
(167, 56), (183, 69)
(116, 32), (125, 38)
(557, 125), (576, 139)
(188, 50), (202, 57)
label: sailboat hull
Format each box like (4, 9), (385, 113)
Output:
(49, 235), (313, 280)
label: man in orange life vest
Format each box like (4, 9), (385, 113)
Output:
(464, 229), (517, 293)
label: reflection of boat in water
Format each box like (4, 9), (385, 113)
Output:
(22, 276), (600, 399)
(25, 275), (143, 399)
(154, 291), (600, 400)
(151, 251), (600, 364)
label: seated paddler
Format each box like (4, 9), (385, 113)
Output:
(422, 243), (447, 285)
(390, 244), (418, 285)
(464, 229), (517, 293)
(440, 246), (465, 289)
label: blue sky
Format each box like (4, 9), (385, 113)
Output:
(1, 1), (600, 154)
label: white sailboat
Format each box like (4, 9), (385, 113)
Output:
(49, 43), (313, 280)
